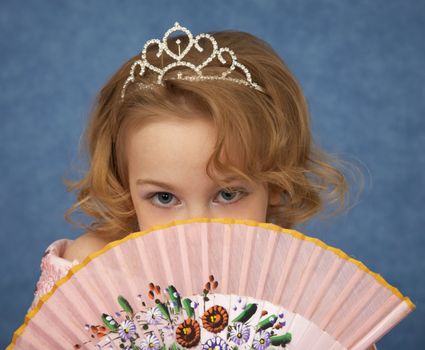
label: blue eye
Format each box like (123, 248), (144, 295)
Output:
(219, 190), (238, 201)
(216, 188), (248, 204)
(155, 192), (175, 204)
(144, 192), (178, 208)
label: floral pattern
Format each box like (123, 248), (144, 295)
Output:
(253, 330), (271, 350)
(201, 305), (229, 333)
(73, 275), (292, 350)
(229, 322), (250, 345)
(176, 319), (201, 347)
(139, 334), (161, 350)
(118, 319), (137, 341)
(31, 239), (377, 350)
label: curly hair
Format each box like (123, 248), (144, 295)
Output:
(63, 29), (364, 240)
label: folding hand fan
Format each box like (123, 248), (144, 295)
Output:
(8, 218), (415, 350)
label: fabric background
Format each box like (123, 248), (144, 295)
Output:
(0, 0), (423, 348)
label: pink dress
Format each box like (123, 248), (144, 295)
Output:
(28, 239), (79, 312)
(28, 239), (378, 350)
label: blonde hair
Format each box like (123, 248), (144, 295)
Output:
(63, 30), (364, 240)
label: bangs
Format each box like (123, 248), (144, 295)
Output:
(117, 78), (275, 189)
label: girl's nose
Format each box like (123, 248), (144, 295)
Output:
(184, 205), (213, 220)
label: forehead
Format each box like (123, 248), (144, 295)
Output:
(126, 116), (245, 184)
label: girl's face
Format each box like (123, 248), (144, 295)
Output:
(127, 114), (279, 232)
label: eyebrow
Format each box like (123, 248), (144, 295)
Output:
(136, 176), (244, 190)
(136, 179), (176, 191)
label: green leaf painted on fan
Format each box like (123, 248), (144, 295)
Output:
(169, 343), (180, 350)
(182, 298), (194, 318)
(101, 313), (119, 331)
(131, 344), (138, 350)
(232, 303), (258, 323)
(167, 285), (182, 313)
(270, 332), (292, 346)
(257, 314), (278, 330)
(157, 301), (171, 321)
(159, 346), (166, 350)
(118, 295), (133, 315)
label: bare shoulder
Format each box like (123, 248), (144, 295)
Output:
(63, 232), (111, 262)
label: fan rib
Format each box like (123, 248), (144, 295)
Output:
(123, 238), (151, 299)
(110, 243), (140, 307)
(332, 281), (381, 339)
(70, 277), (103, 317)
(177, 224), (193, 294)
(297, 322), (344, 350)
(289, 244), (323, 311)
(255, 231), (278, 299)
(88, 256), (121, 313)
(155, 230), (175, 285)
(14, 334), (39, 350)
(272, 237), (301, 304)
(135, 238), (155, 289)
(35, 298), (87, 347)
(329, 341), (346, 350)
(238, 226), (255, 295)
(221, 223), (232, 293)
(201, 223), (209, 284)
(304, 258), (344, 319)
(344, 295), (404, 348)
(319, 269), (364, 330)
(23, 315), (63, 348)
(349, 300), (410, 350)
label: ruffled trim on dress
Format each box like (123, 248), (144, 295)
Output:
(28, 239), (80, 312)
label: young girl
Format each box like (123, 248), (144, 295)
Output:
(28, 21), (372, 348)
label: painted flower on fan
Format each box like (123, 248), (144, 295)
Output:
(85, 324), (108, 341)
(175, 318), (201, 347)
(229, 322), (250, 345)
(201, 305), (229, 333)
(145, 306), (164, 325)
(118, 320), (136, 341)
(202, 336), (228, 350)
(253, 330), (271, 350)
(138, 334), (160, 350)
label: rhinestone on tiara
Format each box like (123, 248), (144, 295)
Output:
(120, 22), (265, 99)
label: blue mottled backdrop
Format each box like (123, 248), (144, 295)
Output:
(1, 0), (423, 348)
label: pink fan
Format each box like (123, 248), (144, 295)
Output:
(7, 218), (415, 350)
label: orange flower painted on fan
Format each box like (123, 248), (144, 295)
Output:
(175, 318), (201, 348)
(201, 305), (229, 333)
(204, 275), (219, 292)
(148, 282), (162, 303)
(91, 325), (108, 339)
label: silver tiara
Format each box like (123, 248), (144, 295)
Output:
(120, 22), (265, 99)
